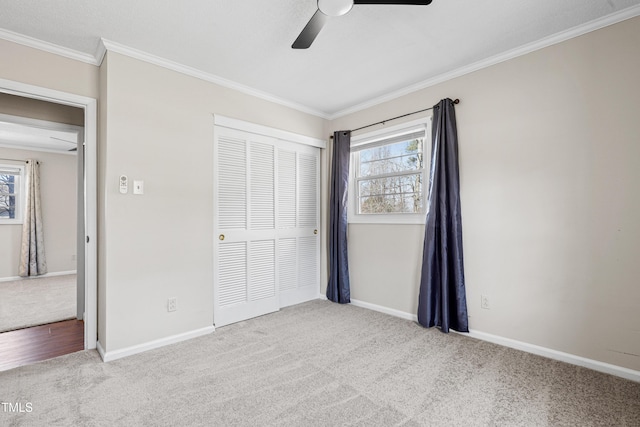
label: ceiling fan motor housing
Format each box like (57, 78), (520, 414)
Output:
(318, 0), (354, 16)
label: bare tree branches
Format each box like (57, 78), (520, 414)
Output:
(357, 138), (424, 214)
(0, 174), (17, 218)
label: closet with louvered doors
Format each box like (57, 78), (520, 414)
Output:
(213, 120), (321, 328)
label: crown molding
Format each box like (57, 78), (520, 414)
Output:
(327, 4), (640, 120)
(0, 28), (99, 65)
(0, 28), (328, 118)
(94, 39), (107, 66)
(98, 39), (331, 119)
(2, 3), (639, 122)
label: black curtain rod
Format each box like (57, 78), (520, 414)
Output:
(330, 98), (460, 139)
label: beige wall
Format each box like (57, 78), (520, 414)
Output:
(0, 147), (77, 277)
(0, 92), (84, 126)
(99, 52), (326, 352)
(0, 39), (99, 99)
(328, 16), (640, 371)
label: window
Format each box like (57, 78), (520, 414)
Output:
(0, 164), (25, 224)
(349, 118), (430, 224)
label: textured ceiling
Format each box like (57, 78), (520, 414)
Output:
(1, 0), (639, 117)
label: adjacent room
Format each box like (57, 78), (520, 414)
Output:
(0, 1), (639, 425)
(0, 94), (86, 370)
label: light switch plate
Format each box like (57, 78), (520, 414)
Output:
(133, 180), (144, 195)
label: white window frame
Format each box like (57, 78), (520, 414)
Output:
(348, 117), (431, 225)
(0, 163), (25, 225)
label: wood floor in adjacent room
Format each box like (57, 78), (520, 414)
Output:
(0, 319), (84, 372)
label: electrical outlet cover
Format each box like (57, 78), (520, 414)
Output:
(481, 295), (490, 310)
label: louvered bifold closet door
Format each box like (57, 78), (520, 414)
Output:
(214, 128), (279, 327)
(277, 143), (321, 308)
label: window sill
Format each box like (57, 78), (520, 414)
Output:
(0, 220), (24, 225)
(348, 213), (426, 225)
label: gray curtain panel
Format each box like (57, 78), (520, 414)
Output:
(19, 160), (47, 277)
(417, 99), (468, 333)
(326, 131), (351, 303)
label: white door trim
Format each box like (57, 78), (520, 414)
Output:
(0, 78), (98, 350)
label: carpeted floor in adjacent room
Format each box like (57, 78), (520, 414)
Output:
(0, 274), (76, 333)
(0, 299), (638, 426)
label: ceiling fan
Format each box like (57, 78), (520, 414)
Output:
(50, 136), (78, 151)
(292, 0), (433, 49)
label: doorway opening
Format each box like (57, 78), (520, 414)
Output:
(0, 78), (97, 370)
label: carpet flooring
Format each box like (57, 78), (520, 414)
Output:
(0, 274), (77, 333)
(1, 300), (639, 426)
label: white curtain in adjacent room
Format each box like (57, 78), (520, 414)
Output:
(19, 159), (47, 277)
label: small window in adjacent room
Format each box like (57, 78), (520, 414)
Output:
(349, 118), (430, 224)
(0, 164), (25, 224)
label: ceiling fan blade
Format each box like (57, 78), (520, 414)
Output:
(353, 1), (433, 4)
(50, 136), (77, 146)
(292, 9), (328, 49)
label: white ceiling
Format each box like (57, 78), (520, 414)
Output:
(0, 117), (80, 153)
(1, 0), (639, 118)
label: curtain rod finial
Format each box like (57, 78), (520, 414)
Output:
(453, 99), (460, 104)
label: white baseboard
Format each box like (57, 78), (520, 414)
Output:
(338, 298), (640, 383)
(351, 298), (419, 322)
(0, 270), (77, 282)
(98, 326), (216, 363)
(45, 270), (78, 277)
(96, 340), (106, 360)
(462, 329), (640, 383)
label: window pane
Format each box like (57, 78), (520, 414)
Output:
(0, 174), (17, 219)
(359, 138), (423, 177)
(359, 174), (422, 197)
(359, 194), (423, 214)
(358, 173), (423, 214)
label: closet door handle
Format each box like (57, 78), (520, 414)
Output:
(314, 229), (318, 235)
(219, 234), (225, 241)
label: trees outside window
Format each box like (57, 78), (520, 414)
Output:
(0, 165), (24, 223)
(357, 138), (424, 214)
